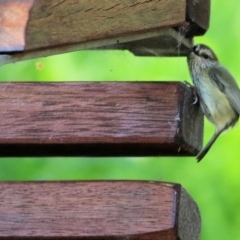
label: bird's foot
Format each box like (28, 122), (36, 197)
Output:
(183, 81), (199, 105)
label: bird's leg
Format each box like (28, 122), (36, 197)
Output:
(192, 89), (199, 105)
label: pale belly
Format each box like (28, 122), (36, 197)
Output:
(195, 76), (237, 131)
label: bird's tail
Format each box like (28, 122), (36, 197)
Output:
(197, 129), (223, 162)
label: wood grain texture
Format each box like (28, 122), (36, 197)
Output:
(0, 181), (201, 239)
(0, 0), (186, 52)
(0, 82), (203, 157)
(26, 0), (186, 51)
(0, 0), (210, 63)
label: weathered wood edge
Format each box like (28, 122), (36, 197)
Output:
(0, 28), (191, 67)
(185, 0), (211, 36)
(176, 187), (201, 240)
(175, 83), (204, 155)
(106, 28), (193, 57)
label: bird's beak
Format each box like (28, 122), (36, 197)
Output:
(187, 47), (194, 57)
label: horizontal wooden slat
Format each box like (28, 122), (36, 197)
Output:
(0, 0), (210, 65)
(0, 82), (203, 157)
(0, 181), (201, 240)
(0, 0), (186, 52)
(26, 0), (187, 51)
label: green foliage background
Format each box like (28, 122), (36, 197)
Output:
(0, 1), (239, 239)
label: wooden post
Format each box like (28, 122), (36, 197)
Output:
(0, 181), (201, 240)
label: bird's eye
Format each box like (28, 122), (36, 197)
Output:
(202, 53), (209, 59)
(193, 46), (198, 52)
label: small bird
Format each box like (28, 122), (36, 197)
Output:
(187, 44), (240, 161)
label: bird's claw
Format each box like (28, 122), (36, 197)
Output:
(183, 81), (199, 105)
(193, 92), (198, 105)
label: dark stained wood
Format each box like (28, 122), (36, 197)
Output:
(100, 28), (193, 57)
(178, 186), (202, 240)
(0, 0), (186, 52)
(0, 0), (210, 64)
(25, 0), (186, 51)
(0, 181), (201, 239)
(0, 82), (203, 157)
(186, 0), (211, 36)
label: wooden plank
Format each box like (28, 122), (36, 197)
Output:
(0, 0), (186, 52)
(25, 0), (186, 51)
(0, 82), (203, 157)
(0, 181), (201, 240)
(0, 0), (210, 64)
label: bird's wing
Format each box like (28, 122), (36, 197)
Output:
(209, 66), (240, 114)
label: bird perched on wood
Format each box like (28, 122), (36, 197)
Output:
(187, 44), (240, 161)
